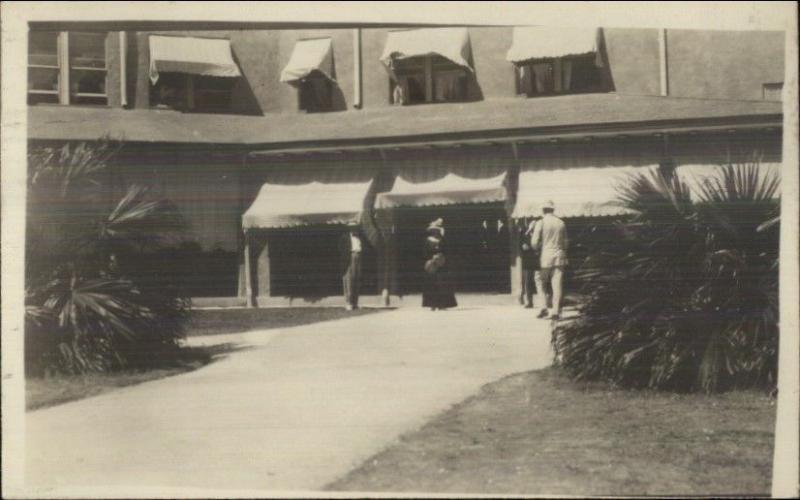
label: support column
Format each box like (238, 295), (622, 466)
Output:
(509, 221), (522, 303)
(658, 29), (669, 97)
(375, 212), (394, 307)
(378, 241), (390, 306)
(352, 28), (363, 109)
(383, 228), (397, 306)
(243, 232), (253, 307)
(256, 234), (271, 302)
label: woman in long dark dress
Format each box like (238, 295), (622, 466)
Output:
(422, 219), (458, 310)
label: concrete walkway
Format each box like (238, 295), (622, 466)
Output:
(24, 306), (553, 497)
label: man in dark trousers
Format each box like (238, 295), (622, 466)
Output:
(339, 222), (364, 310)
(519, 219), (540, 308)
(530, 200), (569, 320)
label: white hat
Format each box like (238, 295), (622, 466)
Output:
(543, 200), (555, 211)
(427, 218), (444, 230)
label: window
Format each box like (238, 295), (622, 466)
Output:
(390, 55), (468, 105)
(763, 83), (783, 102)
(298, 73), (333, 113)
(28, 31), (60, 105)
(514, 54), (604, 97)
(69, 32), (109, 105)
(150, 74), (235, 114)
(28, 31), (108, 106)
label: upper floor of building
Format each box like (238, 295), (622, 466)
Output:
(28, 25), (785, 117)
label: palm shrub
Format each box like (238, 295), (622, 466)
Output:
(25, 141), (190, 376)
(553, 156), (780, 393)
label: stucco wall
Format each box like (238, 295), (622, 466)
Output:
(468, 26), (517, 100)
(666, 29), (785, 101)
(361, 28), (393, 109)
(604, 28), (661, 96)
(46, 26), (789, 116)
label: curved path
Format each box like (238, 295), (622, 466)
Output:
(25, 306), (553, 497)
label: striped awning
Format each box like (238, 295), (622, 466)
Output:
(506, 26), (602, 65)
(149, 35), (241, 84)
(512, 141), (660, 218)
(376, 171), (507, 209)
(243, 167), (375, 229)
(675, 162), (782, 201)
(280, 38), (335, 83)
(513, 166), (640, 218)
(380, 27), (473, 71)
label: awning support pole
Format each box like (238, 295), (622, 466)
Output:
(244, 231), (254, 308)
(378, 147), (391, 307)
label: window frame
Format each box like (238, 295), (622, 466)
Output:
(514, 53), (606, 98)
(296, 72), (335, 114)
(27, 30), (109, 106)
(389, 54), (469, 105)
(150, 73), (237, 114)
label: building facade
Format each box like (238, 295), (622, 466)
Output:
(27, 24), (785, 306)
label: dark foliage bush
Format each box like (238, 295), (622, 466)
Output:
(25, 141), (191, 376)
(553, 159), (780, 393)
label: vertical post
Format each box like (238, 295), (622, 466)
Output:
(553, 58), (563, 93)
(658, 29), (669, 97)
(509, 142), (522, 302)
(244, 231), (253, 307)
(256, 236), (271, 302)
(119, 31), (128, 107)
(424, 56), (433, 102)
(772, 19), (799, 499)
(58, 31), (70, 105)
(237, 153), (248, 299)
(353, 28), (362, 109)
(378, 148), (391, 306)
(509, 222), (521, 301)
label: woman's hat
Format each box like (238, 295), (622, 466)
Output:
(427, 218), (444, 231)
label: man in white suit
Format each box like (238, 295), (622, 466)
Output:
(530, 200), (569, 320)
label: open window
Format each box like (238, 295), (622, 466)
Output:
(297, 74), (333, 113)
(280, 38), (337, 113)
(150, 74), (235, 113)
(28, 31), (108, 106)
(389, 54), (469, 105)
(514, 54), (604, 97)
(148, 35), (241, 114)
(507, 27), (608, 98)
(380, 28), (473, 106)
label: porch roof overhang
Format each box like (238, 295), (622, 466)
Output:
(28, 94), (782, 152)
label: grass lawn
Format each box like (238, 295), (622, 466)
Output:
(327, 367), (776, 497)
(26, 359), (205, 412)
(27, 307), (383, 411)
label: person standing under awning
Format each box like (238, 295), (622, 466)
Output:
(422, 218), (457, 311)
(530, 200), (569, 320)
(339, 222), (364, 311)
(519, 219), (541, 309)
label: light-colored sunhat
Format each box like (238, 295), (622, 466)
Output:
(427, 218), (444, 231)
